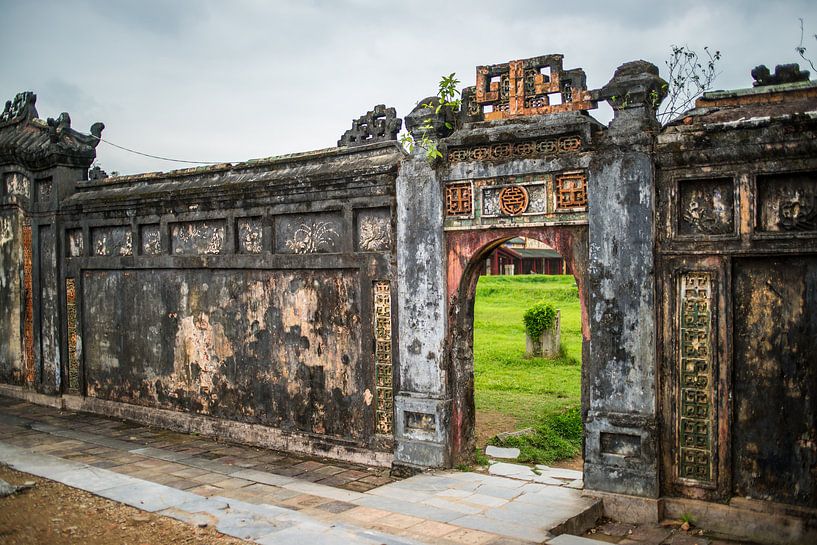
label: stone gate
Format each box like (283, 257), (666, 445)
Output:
(1, 55), (816, 540)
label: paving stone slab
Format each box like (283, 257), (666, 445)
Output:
(535, 466), (584, 481)
(452, 514), (551, 542)
(548, 535), (615, 545)
(354, 494), (464, 523)
(215, 511), (294, 540)
(283, 478), (364, 502)
(486, 446), (521, 459)
(129, 446), (194, 462)
(489, 462), (538, 480)
(98, 481), (200, 512)
(231, 468), (296, 487)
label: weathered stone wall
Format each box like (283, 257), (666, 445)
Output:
(0, 197), (25, 384)
(56, 144), (402, 459)
(656, 82), (817, 507)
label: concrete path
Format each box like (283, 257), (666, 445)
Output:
(0, 396), (603, 544)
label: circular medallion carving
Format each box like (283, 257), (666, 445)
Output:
(498, 185), (529, 215)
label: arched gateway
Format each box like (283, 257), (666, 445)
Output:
(394, 57), (665, 505)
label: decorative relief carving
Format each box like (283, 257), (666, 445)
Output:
(482, 177), (548, 217)
(237, 217), (263, 254)
(4, 172), (30, 199)
(22, 223), (34, 384)
(140, 224), (162, 255)
(445, 182), (473, 217)
(67, 229), (84, 257)
(275, 214), (343, 254)
(757, 173), (817, 233)
(461, 54), (596, 121)
(36, 178), (52, 205)
(338, 104), (402, 147)
(285, 221), (339, 254)
(678, 272), (714, 484)
(92, 226), (133, 256)
(498, 186), (529, 215)
(373, 281), (394, 435)
(171, 220), (225, 255)
(355, 209), (391, 252)
(679, 179), (734, 236)
(555, 171), (588, 209)
(447, 135), (583, 164)
(66, 278), (79, 393)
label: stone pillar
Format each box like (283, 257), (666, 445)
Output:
(584, 62), (666, 499)
(393, 99), (454, 470)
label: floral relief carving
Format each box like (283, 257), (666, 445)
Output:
(285, 221), (339, 254)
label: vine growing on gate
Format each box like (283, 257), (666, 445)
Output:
(400, 73), (462, 162)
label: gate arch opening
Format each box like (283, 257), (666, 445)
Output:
(446, 226), (590, 466)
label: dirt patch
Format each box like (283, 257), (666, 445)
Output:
(0, 465), (249, 545)
(475, 410), (518, 447)
(551, 454), (583, 471)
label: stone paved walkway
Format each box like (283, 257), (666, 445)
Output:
(0, 396), (601, 544)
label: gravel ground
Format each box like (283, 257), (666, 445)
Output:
(0, 464), (250, 545)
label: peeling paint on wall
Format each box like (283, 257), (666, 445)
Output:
(82, 269), (367, 441)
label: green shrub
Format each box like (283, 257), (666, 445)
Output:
(488, 407), (582, 464)
(523, 301), (557, 338)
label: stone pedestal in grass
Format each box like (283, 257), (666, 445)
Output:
(525, 310), (561, 359)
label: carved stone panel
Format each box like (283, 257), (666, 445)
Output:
(498, 186), (529, 215)
(447, 135), (583, 164)
(4, 172), (29, 199)
(36, 178), (52, 205)
(445, 182), (473, 217)
(555, 171), (588, 210)
(237, 217), (263, 254)
(677, 271), (714, 485)
(92, 226), (133, 256)
(338, 105), (402, 147)
(678, 178), (735, 236)
(462, 54), (596, 121)
(374, 281), (394, 435)
(275, 213), (342, 254)
(67, 229), (84, 257)
(355, 208), (391, 252)
(171, 220), (225, 255)
(22, 223), (34, 384)
(482, 177), (547, 217)
(66, 278), (79, 392)
(757, 172), (817, 233)
(140, 224), (162, 255)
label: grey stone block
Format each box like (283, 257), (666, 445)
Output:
(548, 535), (612, 545)
(486, 445), (521, 459)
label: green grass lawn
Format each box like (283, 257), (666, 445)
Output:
(473, 274), (583, 464)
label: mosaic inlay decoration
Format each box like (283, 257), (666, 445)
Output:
(66, 278), (79, 392)
(22, 223), (34, 384)
(498, 186), (529, 215)
(555, 171), (588, 209)
(447, 135), (582, 164)
(445, 182), (473, 217)
(373, 281), (394, 435)
(678, 271), (714, 484)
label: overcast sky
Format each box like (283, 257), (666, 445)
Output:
(2, 0), (816, 174)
